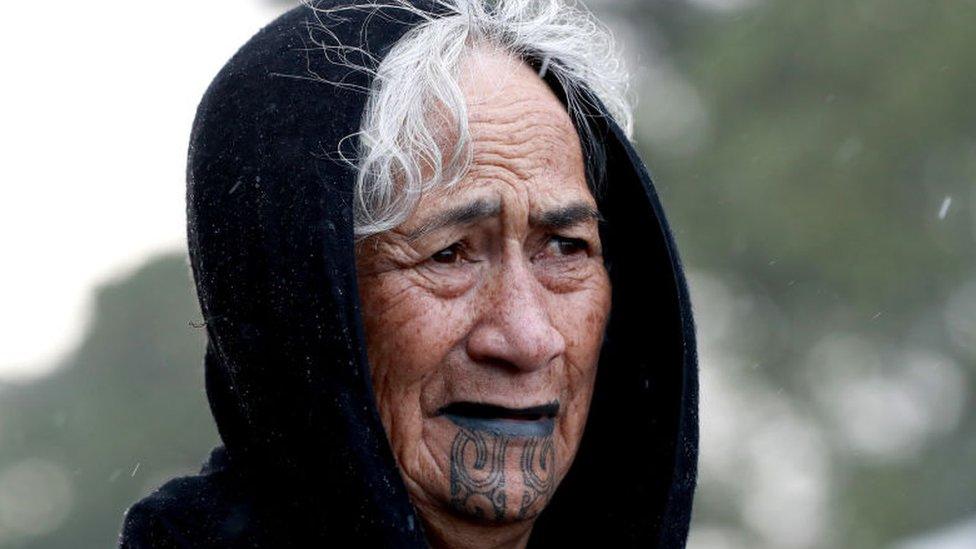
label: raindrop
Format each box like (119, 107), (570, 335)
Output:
(938, 196), (952, 220)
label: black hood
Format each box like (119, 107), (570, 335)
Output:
(172, 1), (696, 546)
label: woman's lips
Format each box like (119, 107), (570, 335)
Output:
(437, 401), (559, 437)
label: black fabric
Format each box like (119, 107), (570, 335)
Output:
(119, 1), (698, 547)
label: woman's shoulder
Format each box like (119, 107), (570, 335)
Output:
(118, 447), (257, 548)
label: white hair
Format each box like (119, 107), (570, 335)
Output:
(303, 0), (633, 239)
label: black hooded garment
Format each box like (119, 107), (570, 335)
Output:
(119, 2), (698, 547)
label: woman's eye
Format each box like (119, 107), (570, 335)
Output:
(430, 243), (463, 264)
(548, 236), (589, 257)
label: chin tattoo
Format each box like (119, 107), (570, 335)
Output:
(449, 428), (556, 522)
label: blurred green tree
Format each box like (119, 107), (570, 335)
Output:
(606, 1), (976, 547)
(0, 255), (218, 548)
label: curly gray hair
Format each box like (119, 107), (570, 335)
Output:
(305, 0), (633, 239)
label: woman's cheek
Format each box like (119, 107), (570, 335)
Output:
(552, 268), (610, 467)
(362, 273), (477, 407)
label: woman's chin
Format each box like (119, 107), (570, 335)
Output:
(413, 418), (558, 524)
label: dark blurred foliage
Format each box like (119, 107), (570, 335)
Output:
(0, 1), (973, 547)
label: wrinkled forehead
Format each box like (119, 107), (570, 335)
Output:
(456, 49), (591, 206)
(460, 46), (580, 143)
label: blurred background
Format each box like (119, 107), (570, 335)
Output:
(0, 0), (973, 547)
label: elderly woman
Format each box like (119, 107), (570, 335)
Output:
(119, 1), (697, 547)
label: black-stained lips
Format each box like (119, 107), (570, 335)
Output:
(438, 401), (559, 437)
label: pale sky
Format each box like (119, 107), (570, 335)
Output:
(0, 1), (285, 382)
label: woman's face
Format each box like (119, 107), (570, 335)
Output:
(355, 51), (611, 528)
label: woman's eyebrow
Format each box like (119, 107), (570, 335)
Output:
(406, 197), (502, 240)
(405, 199), (601, 240)
(530, 202), (603, 230)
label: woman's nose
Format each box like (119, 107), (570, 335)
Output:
(465, 259), (566, 373)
